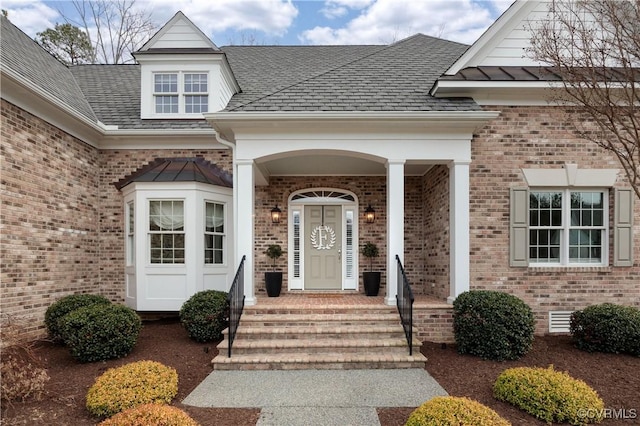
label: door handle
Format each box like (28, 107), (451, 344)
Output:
(338, 249), (341, 260)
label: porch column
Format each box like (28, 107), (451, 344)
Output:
(448, 161), (470, 303)
(236, 159), (256, 305)
(386, 159), (405, 305)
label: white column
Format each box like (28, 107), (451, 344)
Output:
(236, 160), (256, 305)
(448, 161), (470, 304)
(386, 159), (405, 305)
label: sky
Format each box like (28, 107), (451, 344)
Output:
(3, 0), (514, 47)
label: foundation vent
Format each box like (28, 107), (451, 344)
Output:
(548, 311), (573, 333)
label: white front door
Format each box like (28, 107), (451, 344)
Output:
(304, 205), (342, 290)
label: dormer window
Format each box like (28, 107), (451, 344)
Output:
(153, 72), (208, 115)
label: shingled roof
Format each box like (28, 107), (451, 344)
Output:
(0, 16), (97, 123)
(1, 15), (481, 130)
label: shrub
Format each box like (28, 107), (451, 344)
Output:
(494, 366), (604, 425)
(405, 396), (510, 426)
(86, 361), (178, 418)
(0, 318), (49, 402)
(453, 290), (535, 360)
(44, 294), (112, 342)
(58, 304), (141, 363)
(570, 303), (640, 356)
(179, 290), (229, 342)
(98, 404), (199, 426)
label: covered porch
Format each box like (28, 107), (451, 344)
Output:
(206, 111), (498, 308)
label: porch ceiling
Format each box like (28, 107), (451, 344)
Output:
(258, 154), (434, 176)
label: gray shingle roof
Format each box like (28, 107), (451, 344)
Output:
(0, 16), (97, 123)
(223, 35), (479, 112)
(2, 14), (480, 130)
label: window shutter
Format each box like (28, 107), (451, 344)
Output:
(510, 187), (529, 267)
(614, 188), (634, 266)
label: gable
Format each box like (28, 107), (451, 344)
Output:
(137, 11), (218, 52)
(445, 0), (549, 75)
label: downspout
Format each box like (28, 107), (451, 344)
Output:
(213, 132), (239, 277)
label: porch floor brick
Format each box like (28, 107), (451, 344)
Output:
(213, 293), (430, 370)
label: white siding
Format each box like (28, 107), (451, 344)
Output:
(478, 1), (550, 67)
(152, 21), (213, 49)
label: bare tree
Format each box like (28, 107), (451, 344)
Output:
(528, 0), (640, 199)
(62, 0), (156, 64)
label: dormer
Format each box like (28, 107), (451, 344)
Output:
(133, 12), (240, 119)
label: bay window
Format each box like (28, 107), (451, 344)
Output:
(149, 200), (185, 264)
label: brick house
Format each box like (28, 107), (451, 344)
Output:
(2, 0), (638, 355)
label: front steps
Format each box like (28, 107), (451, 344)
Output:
(212, 299), (426, 370)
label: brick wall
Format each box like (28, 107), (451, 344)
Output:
(254, 175), (424, 295)
(469, 105), (640, 334)
(1, 100), (101, 338)
(98, 149), (232, 302)
(422, 165), (450, 299)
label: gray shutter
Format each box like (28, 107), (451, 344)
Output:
(510, 187), (529, 267)
(614, 188), (634, 266)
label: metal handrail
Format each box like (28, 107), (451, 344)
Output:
(227, 255), (246, 358)
(396, 255), (415, 355)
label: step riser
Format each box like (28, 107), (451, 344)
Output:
(214, 361), (425, 370)
(233, 331), (407, 340)
(240, 320), (401, 327)
(221, 346), (419, 355)
(243, 309), (397, 316)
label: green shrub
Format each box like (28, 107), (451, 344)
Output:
(86, 361), (178, 418)
(98, 404), (199, 426)
(453, 290), (535, 360)
(179, 290), (229, 342)
(405, 396), (510, 426)
(44, 294), (112, 342)
(58, 304), (141, 363)
(494, 366), (604, 425)
(571, 303), (640, 356)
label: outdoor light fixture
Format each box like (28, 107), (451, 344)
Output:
(270, 205), (282, 224)
(365, 204), (376, 223)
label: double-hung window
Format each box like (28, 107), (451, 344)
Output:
(529, 190), (607, 265)
(204, 202), (224, 264)
(153, 72), (208, 115)
(149, 200), (185, 264)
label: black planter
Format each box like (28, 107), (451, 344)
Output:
(363, 271), (381, 296)
(265, 272), (283, 297)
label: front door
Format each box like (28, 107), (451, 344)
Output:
(304, 205), (342, 290)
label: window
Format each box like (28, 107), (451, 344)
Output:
(529, 190), (607, 265)
(149, 200), (185, 264)
(204, 202), (224, 264)
(127, 202), (134, 265)
(153, 72), (208, 115)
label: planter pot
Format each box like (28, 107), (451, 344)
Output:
(363, 271), (381, 296)
(265, 272), (283, 297)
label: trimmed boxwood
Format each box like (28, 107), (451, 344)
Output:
(453, 290), (535, 361)
(494, 366), (604, 424)
(406, 396), (510, 426)
(98, 404), (199, 426)
(44, 294), (112, 342)
(58, 304), (142, 363)
(571, 303), (640, 356)
(179, 290), (229, 342)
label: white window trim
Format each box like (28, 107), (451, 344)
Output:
(529, 188), (609, 267)
(152, 71), (209, 117)
(204, 200), (226, 266)
(148, 199), (186, 265)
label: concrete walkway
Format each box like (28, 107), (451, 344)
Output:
(183, 369), (448, 425)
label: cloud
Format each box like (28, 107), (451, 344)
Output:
(149, 0), (298, 38)
(2, 0), (60, 36)
(320, 0), (375, 19)
(301, 0), (510, 45)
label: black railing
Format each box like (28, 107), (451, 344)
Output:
(227, 255), (246, 358)
(396, 255), (415, 355)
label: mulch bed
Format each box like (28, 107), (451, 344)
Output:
(2, 318), (639, 425)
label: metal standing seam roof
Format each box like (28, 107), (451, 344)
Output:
(114, 157), (233, 190)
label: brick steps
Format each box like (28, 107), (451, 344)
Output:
(212, 301), (426, 370)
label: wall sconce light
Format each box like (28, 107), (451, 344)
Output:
(270, 205), (282, 224)
(365, 204), (376, 223)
